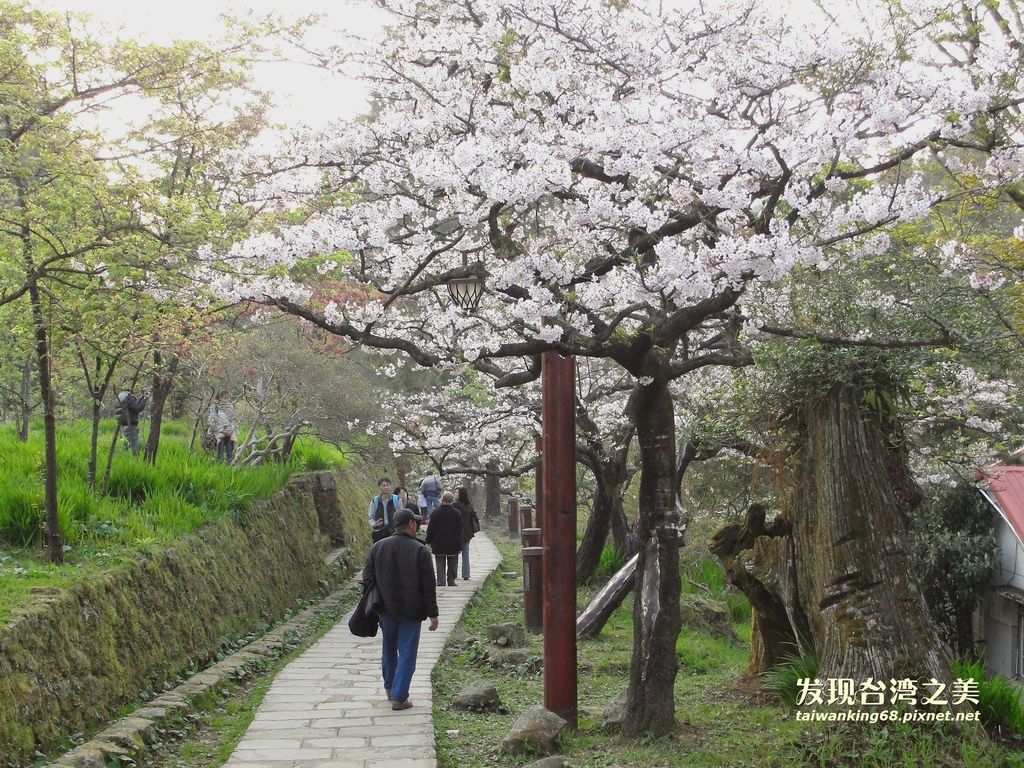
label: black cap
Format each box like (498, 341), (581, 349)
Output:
(393, 508), (422, 528)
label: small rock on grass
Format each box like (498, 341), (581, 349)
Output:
(453, 680), (503, 712)
(523, 757), (573, 768)
(487, 621), (526, 647)
(602, 691), (629, 732)
(500, 705), (567, 756)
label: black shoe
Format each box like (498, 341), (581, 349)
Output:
(392, 699), (413, 711)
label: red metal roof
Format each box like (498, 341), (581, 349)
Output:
(979, 465), (1024, 547)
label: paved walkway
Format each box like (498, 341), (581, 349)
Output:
(224, 533), (502, 768)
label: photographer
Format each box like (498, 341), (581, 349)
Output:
(114, 385), (149, 455)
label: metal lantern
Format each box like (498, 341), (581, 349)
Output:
(446, 275), (484, 310)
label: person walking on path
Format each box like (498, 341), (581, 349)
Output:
(368, 477), (402, 542)
(396, 486), (422, 530)
(207, 390), (239, 463)
(453, 487), (481, 580)
(424, 491), (463, 587)
(115, 386), (148, 455)
(418, 471), (443, 520)
(363, 507), (437, 711)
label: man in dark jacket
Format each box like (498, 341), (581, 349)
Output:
(363, 508), (438, 710)
(424, 491), (464, 587)
(115, 387), (148, 455)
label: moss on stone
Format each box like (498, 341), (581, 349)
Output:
(0, 467), (374, 767)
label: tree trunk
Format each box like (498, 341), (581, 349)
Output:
(485, 460), (500, 518)
(144, 352), (179, 463)
(622, 379), (681, 738)
(577, 553), (638, 639)
(577, 458), (629, 583)
(709, 505), (810, 676)
(87, 358), (118, 489)
(28, 280), (62, 563)
(791, 384), (952, 684)
(577, 482), (612, 583)
(18, 354), (32, 441)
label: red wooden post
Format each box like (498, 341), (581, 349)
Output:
(522, 545), (544, 634)
(521, 504), (534, 530)
(522, 526), (542, 548)
(541, 350), (576, 727)
(508, 495), (520, 535)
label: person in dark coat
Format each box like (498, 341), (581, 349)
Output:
(363, 508), (437, 710)
(453, 487), (481, 580)
(424, 491), (464, 586)
(115, 387), (148, 455)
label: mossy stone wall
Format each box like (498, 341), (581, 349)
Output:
(0, 471), (362, 767)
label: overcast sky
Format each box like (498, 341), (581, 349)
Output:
(44, 0), (386, 129)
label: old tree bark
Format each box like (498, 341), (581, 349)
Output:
(792, 384), (951, 683)
(713, 384), (953, 684)
(622, 378), (682, 737)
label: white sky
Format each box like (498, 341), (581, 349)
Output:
(44, 0), (386, 129)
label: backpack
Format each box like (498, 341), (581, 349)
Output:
(420, 475), (441, 496)
(113, 392), (129, 424)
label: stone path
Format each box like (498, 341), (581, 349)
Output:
(224, 533), (502, 768)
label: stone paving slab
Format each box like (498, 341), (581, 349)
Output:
(225, 533), (502, 768)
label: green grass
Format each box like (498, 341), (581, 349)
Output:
(952, 658), (1024, 737)
(0, 421), (348, 626)
(433, 534), (1024, 767)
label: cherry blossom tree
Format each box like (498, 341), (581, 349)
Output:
(205, 0), (1024, 735)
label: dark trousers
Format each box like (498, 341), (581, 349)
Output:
(216, 437), (235, 463)
(434, 554), (458, 586)
(123, 425), (139, 455)
(378, 613), (422, 702)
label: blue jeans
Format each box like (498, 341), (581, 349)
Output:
(461, 542), (471, 579)
(378, 613), (422, 702)
(423, 494), (440, 519)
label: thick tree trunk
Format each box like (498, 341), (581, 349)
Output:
(28, 281), (62, 563)
(792, 385), (952, 684)
(710, 505), (810, 676)
(485, 460), (500, 518)
(622, 379), (681, 738)
(144, 352), (179, 463)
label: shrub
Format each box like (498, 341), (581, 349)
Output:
(762, 650), (820, 707)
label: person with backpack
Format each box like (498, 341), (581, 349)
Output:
(114, 386), (148, 455)
(362, 507), (437, 710)
(368, 477), (402, 542)
(418, 471), (443, 520)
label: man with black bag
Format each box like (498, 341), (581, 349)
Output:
(361, 508), (438, 710)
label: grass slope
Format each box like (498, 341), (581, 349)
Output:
(0, 421), (347, 627)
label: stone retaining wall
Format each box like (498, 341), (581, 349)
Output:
(0, 469), (368, 767)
